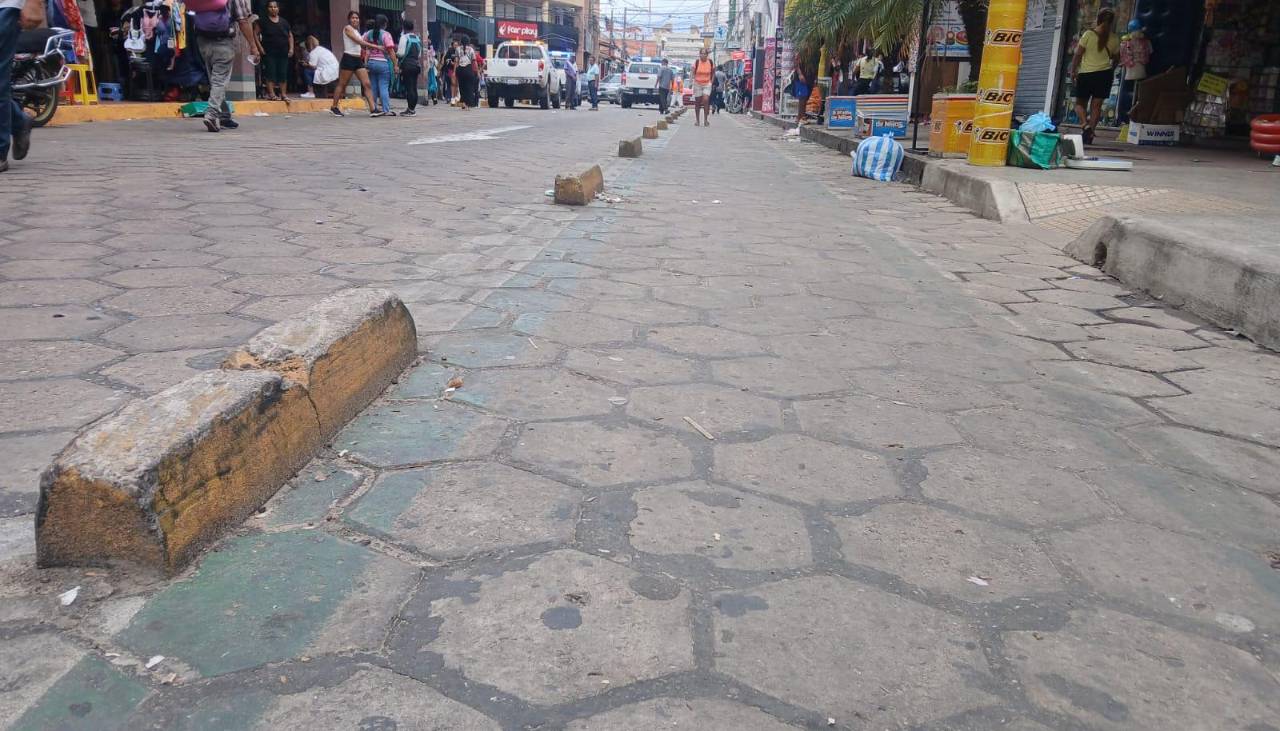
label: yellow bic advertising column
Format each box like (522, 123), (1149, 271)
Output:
(967, 0), (1028, 166)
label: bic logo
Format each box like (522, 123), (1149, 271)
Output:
(986, 29), (1023, 46)
(979, 88), (1016, 105)
(953, 119), (974, 134)
(975, 128), (1011, 145)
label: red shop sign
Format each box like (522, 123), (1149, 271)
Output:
(497, 20), (540, 40)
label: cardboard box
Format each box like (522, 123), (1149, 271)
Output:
(1126, 122), (1180, 146)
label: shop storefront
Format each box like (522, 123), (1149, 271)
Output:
(1053, 0), (1280, 143)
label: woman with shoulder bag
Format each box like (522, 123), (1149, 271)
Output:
(1069, 8), (1119, 145)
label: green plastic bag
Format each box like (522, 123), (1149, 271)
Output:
(1008, 130), (1061, 169)
(180, 101), (236, 118)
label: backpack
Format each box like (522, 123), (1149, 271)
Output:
(401, 34), (422, 69)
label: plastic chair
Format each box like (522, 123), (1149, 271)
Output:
(64, 63), (99, 105)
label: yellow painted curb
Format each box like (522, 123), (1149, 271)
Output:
(49, 97), (367, 126)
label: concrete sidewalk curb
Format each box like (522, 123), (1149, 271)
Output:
(618, 137), (643, 157)
(657, 120), (669, 130)
(1066, 215), (1280, 350)
(36, 289), (417, 574)
(643, 125), (659, 139)
(554, 164), (605, 205)
(919, 161), (1030, 223)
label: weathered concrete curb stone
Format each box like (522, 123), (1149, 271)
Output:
(657, 120), (669, 130)
(920, 160), (1029, 223)
(642, 125), (658, 139)
(554, 164), (605, 205)
(618, 137), (643, 158)
(1066, 214), (1280, 350)
(224, 288), (416, 438)
(36, 289), (417, 573)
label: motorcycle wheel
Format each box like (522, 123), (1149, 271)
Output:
(22, 84), (60, 128)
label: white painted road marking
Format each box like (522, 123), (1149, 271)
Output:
(408, 125), (533, 145)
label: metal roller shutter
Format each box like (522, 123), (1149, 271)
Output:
(1014, 0), (1063, 117)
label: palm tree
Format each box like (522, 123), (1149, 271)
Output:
(787, 0), (988, 82)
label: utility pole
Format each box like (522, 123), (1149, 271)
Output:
(622, 7), (628, 62)
(609, 6), (615, 69)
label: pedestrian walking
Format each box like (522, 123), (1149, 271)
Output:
(1069, 8), (1118, 145)
(852, 49), (880, 95)
(563, 56), (579, 109)
(425, 41), (440, 104)
(691, 47), (714, 126)
(255, 0), (292, 100)
(454, 37), (479, 110)
(712, 65), (727, 114)
(193, 0), (262, 132)
(1, 0), (41, 172)
(300, 36), (338, 98)
(442, 39), (457, 104)
(329, 10), (379, 117)
(657, 58), (674, 114)
(397, 19), (423, 116)
(363, 14), (397, 116)
(584, 53), (599, 110)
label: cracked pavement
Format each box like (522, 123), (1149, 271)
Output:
(2, 104), (1280, 730)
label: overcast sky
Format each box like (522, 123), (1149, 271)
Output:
(599, 0), (717, 31)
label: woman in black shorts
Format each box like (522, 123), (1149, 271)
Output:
(1069, 8), (1118, 145)
(330, 10), (379, 117)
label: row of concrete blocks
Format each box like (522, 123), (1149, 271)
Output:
(552, 107), (687, 205)
(36, 289), (418, 574)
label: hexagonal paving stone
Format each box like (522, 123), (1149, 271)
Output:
(1006, 608), (1280, 730)
(336, 400), (508, 469)
(0, 279), (117, 307)
(713, 434), (899, 505)
(0, 341), (122, 380)
(0, 378), (126, 433)
(1, 241), (111, 259)
(426, 331), (561, 368)
(1081, 464), (1280, 550)
(102, 285), (249, 317)
(452, 369), (620, 420)
(628, 383), (782, 437)
(646, 325), (767, 358)
(835, 503), (1064, 599)
(547, 278), (648, 300)
(512, 312), (635, 347)
(1121, 425), (1280, 495)
(996, 380), (1154, 427)
(253, 667), (498, 730)
(1082, 323), (1207, 350)
(845, 369), (1008, 412)
(713, 576), (992, 727)
(0, 306), (121, 341)
(511, 421), (693, 488)
(955, 407), (1142, 470)
(563, 348), (698, 386)
(419, 550), (694, 704)
(346, 463), (579, 558)
(1051, 520), (1280, 625)
(474, 288), (585, 314)
(565, 698), (796, 730)
(101, 267), (226, 289)
(1029, 360), (1183, 398)
(770, 333), (897, 368)
(921, 448), (1107, 527)
(236, 294), (327, 321)
(214, 256), (325, 274)
(707, 310), (828, 337)
(710, 357), (848, 398)
(589, 299), (699, 325)
(653, 285), (754, 310)
(406, 302), (504, 335)
(320, 263), (439, 281)
(223, 274), (351, 296)
(1147, 392), (1280, 446)
(102, 314), (261, 351)
(0, 259), (111, 280)
(630, 481), (812, 571)
(98, 349), (220, 393)
(1064, 340), (1197, 372)
(101, 233), (208, 250)
(795, 397), (962, 449)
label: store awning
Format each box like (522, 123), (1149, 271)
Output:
(435, 0), (478, 33)
(361, 0), (406, 13)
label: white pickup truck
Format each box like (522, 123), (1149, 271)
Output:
(619, 60), (662, 108)
(485, 41), (561, 109)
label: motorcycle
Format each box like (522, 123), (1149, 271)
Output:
(12, 27), (73, 128)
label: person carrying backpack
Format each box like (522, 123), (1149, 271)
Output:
(397, 19), (423, 115)
(189, 0), (263, 133)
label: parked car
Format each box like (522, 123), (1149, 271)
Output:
(485, 41), (560, 109)
(619, 61), (662, 108)
(599, 73), (622, 104)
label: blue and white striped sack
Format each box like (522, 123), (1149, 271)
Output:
(852, 133), (905, 182)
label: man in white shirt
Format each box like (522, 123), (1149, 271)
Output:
(584, 53), (600, 110)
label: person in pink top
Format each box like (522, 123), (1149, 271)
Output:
(363, 14), (398, 116)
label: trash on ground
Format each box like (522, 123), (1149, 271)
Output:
(608, 397), (628, 406)
(683, 416), (715, 440)
(253, 112), (270, 117)
(713, 533), (722, 541)
(528, 338), (539, 349)
(145, 655), (165, 669)
(966, 576), (990, 587)
(313, 472), (328, 482)
(607, 356), (624, 362)
(712, 200), (722, 204)
(545, 189), (555, 197)
(58, 586), (80, 606)
(447, 376), (464, 389)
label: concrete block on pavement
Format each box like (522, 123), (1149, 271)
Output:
(1065, 214), (1280, 350)
(643, 125), (659, 139)
(919, 161), (1029, 223)
(224, 288), (417, 438)
(37, 289), (418, 573)
(657, 120), (669, 130)
(618, 137), (643, 157)
(36, 370), (321, 573)
(554, 164), (605, 205)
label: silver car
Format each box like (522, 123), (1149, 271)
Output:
(599, 74), (622, 104)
